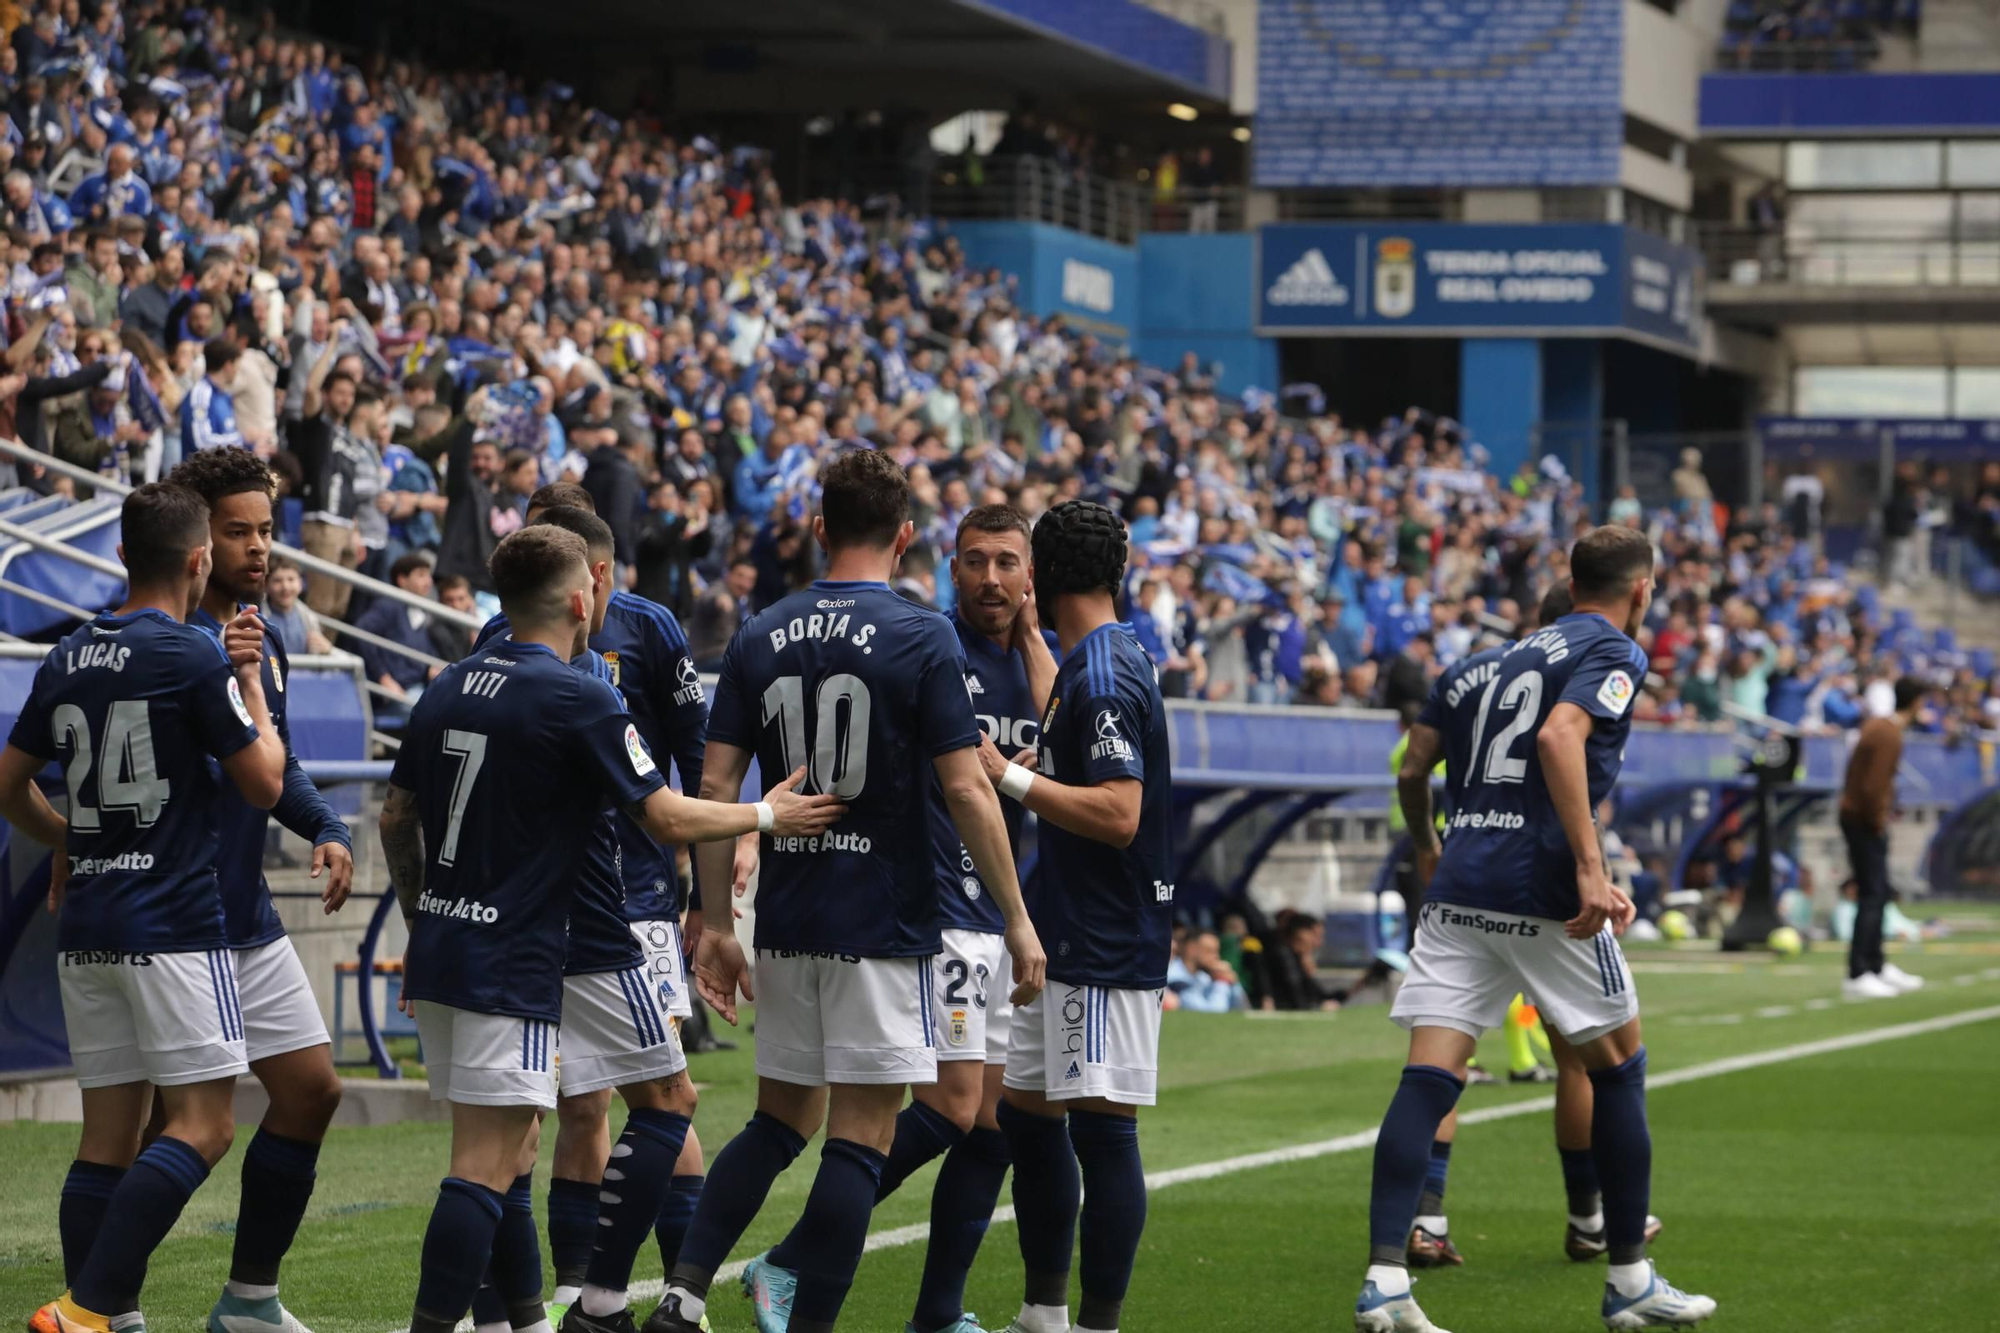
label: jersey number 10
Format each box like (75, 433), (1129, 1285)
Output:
(761, 674), (870, 799)
(1466, 671), (1544, 786)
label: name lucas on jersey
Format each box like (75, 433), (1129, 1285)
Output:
(66, 642), (132, 673)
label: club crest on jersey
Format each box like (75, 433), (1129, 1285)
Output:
(948, 1009), (968, 1046)
(227, 676), (253, 726)
(1090, 709), (1133, 762)
(1042, 696), (1059, 732)
(601, 650), (620, 685)
(625, 723), (657, 776)
(1597, 669), (1635, 717)
(271, 660), (284, 693)
(673, 655), (705, 705)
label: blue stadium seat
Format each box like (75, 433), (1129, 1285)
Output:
(1973, 648), (1996, 679)
(0, 497), (124, 636)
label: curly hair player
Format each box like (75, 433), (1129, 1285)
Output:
(988, 499), (1175, 1333)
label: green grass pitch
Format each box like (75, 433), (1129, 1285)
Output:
(4, 924), (1999, 1333)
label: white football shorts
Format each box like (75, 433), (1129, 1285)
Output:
(631, 918), (693, 1020)
(935, 928), (1014, 1063)
(60, 948), (250, 1089)
(1392, 902), (1638, 1045)
(233, 937), (331, 1064)
(1004, 980), (1163, 1106)
(416, 1002), (557, 1108)
(751, 950), (938, 1087)
(558, 965), (688, 1096)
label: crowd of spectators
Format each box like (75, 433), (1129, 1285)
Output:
(0, 0), (1989, 746)
(1717, 0), (1921, 70)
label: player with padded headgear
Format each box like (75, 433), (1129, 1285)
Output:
(981, 499), (1174, 1333)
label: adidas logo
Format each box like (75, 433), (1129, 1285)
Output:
(1064, 1060), (1082, 1080)
(1267, 248), (1350, 307)
(967, 675), (985, 694)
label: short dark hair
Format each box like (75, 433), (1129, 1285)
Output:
(1569, 526), (1654, 602)
(121, 482), (211, 585)
(490, 525), (589, 625)
(435, 572), (470, 595)
(530, 504), (616, 561)
(502, 448), (536, 473)
(818, 447), (910, 550)
(203, 337), (240, 373)
(529, 481), (594, 515)
(167, 445), (277, 509)
(956, 503), (1031, 550)
(1032, 500), (1127, 598)
(1538, 583), (1574, 628)
(389, 552), (431, 585)
(1894, 676), (1928, 713)
(85, 227), (113, 250)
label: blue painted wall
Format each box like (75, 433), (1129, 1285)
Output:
(1136, 232), (1278, 397)
(948, 220), (1140, 340)
(1461, 339), (1544, 484)
(958, 0), (1230, 100)
(1703, 71), (2000, 135)
(1544, 339), (1605, 501)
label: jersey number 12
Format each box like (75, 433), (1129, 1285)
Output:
(1466, 671), (1544, 786)
(761, 674), (871, 799)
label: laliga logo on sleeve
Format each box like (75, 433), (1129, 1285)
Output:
(626, 723), (657, 776)
(1089, 709), (1134, 761)
(673, 655), (705, 705)
(1596, 670), (1635, 717)
(227, 676), (254, 726)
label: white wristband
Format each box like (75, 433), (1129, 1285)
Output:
(755, 801), (775, 834)
(998, 763), (1036, 802)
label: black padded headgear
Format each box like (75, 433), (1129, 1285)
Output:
(1032, 500), (1128, 597)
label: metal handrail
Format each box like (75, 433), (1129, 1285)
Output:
(0, 516), (125, 576)
(0, 438), (484, 632)
(0, 579), (91, 621)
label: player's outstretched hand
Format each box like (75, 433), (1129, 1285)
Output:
(1608, 886), (1637, 937)
(763, 765), (845, 836)
(1566, 863), (1617, 939)
(1010, 588), (1042, 653)
(223, 608), (267, 670)
(313, 840), (354, 913)
(1004, 918), (1047, 1007)
(694, 928), (753, 1025)
(975, 733), (1010, 786)
(1010, 747), (1038, 771)
(731, 832), (759, 917)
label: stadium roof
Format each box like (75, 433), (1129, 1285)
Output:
(466, 0), (1233, 118)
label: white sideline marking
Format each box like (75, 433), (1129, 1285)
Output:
(391, 1003), (2000, 1332)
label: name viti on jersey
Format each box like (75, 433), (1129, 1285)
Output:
(768, 829), (875, 854)
(417, 890), (500, 923)
(1089, 709), (1134, 762)
(460, 669), (509, 698)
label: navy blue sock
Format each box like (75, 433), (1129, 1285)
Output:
(1069, 1110), (1146, 1332)
(769, 1100), (961, 1272)
(996, 1098), (1078, 1306)
(547, 1176), (600, 1288)
(912, 1126), (1011, 1333)
(1418, 1139), (1452, 1216)
(1560, 1146), (1602, 1218)
(412, 1178), (505, 1330)
(58, 1160), (125, 1287)
(469, 1279), (508, 1328)
(1367, 1066), (1464, 1266)
(1588, 1048), (1652, 1265)
(585, 1109), (691, 1299)
(654, 1174), (703, 1277)
(72, 1135), (210, 1314)
(670, 1112), (806, 1287)
(489, 1174), (545, 1327)
(789, 1139), (887, 1331)
(230, 1129), (321, 1286)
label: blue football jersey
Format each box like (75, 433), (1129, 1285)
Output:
(1032, 623), (1175, 989)
(1416, 642), (1511, 816)
(191, 605), (347, 949)
(707, 580), (980, 957)
(391, 641), (666, 1021)
(479, 592), (707, 923)
(7, 610), (260, 953)
(931, 617), (1051, 935)
(1424, 613), (1648, 921)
